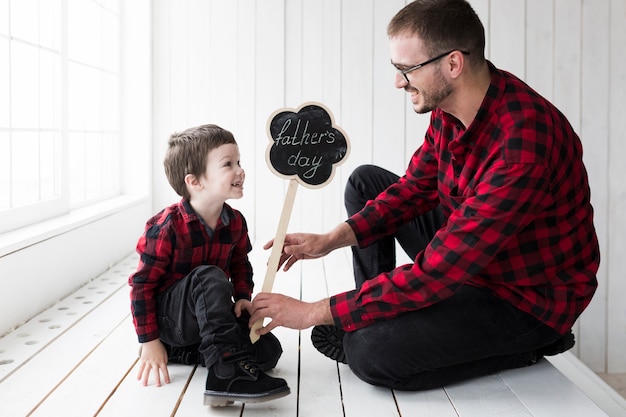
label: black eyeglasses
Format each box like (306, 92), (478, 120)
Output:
(392, 50), (470, 83)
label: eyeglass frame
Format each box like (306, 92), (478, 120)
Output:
(392, 50), (470, 83)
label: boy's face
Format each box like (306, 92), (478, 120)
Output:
(199, 143), (245, 202)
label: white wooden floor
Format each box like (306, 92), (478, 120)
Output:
(0, 247), (623, 416)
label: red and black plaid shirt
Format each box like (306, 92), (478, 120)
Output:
(331, 62), (599, 335)
(129, 199), (253, 343)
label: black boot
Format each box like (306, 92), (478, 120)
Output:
(247, 331), (283, 371)
(311, 325), (347, 364)
(204, 349), (290, 407)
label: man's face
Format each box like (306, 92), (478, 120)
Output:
(389, 35), (453, 114)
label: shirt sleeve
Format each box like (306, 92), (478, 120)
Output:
(229, 213), (254, 301)
(129, 221), (173, 343)
(347, 131), (440, 246)
(331, 160), (554, 332)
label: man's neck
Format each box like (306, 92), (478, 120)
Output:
(441, 61), (492, 129)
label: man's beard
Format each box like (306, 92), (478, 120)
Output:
(413, 66), (452, 114)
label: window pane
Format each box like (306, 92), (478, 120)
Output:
(10, 0), (38, 44)
(11, 131), (39, 207)
(10, 42), (38, 129)
(40, 50), (62, 129)
(3, 0), (121, 228)
(68, 62), (85, 131)
(101, 132), (119, 194)
(68, 0), (102, 67)
(84, 132), (103, 200)
(102, 72), (119, 129)
(0, 0), (8, 36)
(0, 39), (8, 127)
(0, 132), (9, 210)
(102, 9), (119, 72)
(39, 132), (59, 201)
(39, 0), (62, 51)
(68, 132), (85, 204)
(84, 66), (102, 130)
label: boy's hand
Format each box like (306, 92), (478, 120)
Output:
(137, 339), (170, 387)
(234, 298), (252, 318)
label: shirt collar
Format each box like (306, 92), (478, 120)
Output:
(440, 61), (504, 147)
(179, 198), (232, 229)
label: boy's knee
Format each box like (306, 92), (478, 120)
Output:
(190, 265), (232, 292)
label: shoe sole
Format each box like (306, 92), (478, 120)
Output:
(311, 325), (347, 364)
(204, 386), (291, 407)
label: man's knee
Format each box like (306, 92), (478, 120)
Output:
(344, 328), (396, 388)
(344, 164), (378, 214)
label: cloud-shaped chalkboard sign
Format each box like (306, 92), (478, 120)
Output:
(266, 102), (350, 189)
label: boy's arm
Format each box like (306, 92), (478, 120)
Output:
(229, 215), (255, 301)
(129, 222), (174, 387)
(129, 222), (173, 341)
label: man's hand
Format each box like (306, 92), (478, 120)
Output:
(264, 223), (357, 272)
(137, 339), (170, 387)
(249, 293), (334, 336)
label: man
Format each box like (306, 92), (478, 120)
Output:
(250, 0), (599, 390)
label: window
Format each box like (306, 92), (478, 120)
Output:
(0, 0), (120, 234)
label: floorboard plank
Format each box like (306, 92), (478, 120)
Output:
(96, 361), (195, 417)
(500, 358), (609, 417)
(299, 258), (344, 417)
(394, 389), (460, 417)
(340, 366), (400, 417)
(0, 285), (131, 417)
(0, 253), (136, 383)
(241, 247), (302, 416)
(29, 317), (138, 417)
(323, 247), (403, 416)
(444, 373), (533, 417)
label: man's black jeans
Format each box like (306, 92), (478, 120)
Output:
(342, 164), (564, 390)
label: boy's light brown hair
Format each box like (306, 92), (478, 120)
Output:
(164, 124), (237, 199)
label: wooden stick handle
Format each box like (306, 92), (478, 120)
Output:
(250, 179), (299, 343)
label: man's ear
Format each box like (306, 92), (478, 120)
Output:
(447, 50), (465, 79)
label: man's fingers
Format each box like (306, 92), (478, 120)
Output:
(284, 255), (300, 271)
(257, 319), (277, 336)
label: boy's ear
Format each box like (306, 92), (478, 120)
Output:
(184, 173), (202, 190)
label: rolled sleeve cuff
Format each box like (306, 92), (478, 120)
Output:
(329, 290), (373, 332)
(137, 328), (160, 344)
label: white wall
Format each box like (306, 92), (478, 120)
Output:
(151, 0), (626, 374)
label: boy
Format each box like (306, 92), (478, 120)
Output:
(129, 124), (290, 406)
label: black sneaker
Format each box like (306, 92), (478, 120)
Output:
(204, 350), (290, 407)
(311, 325), (347, 364)
(537, 330), (575, 357)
